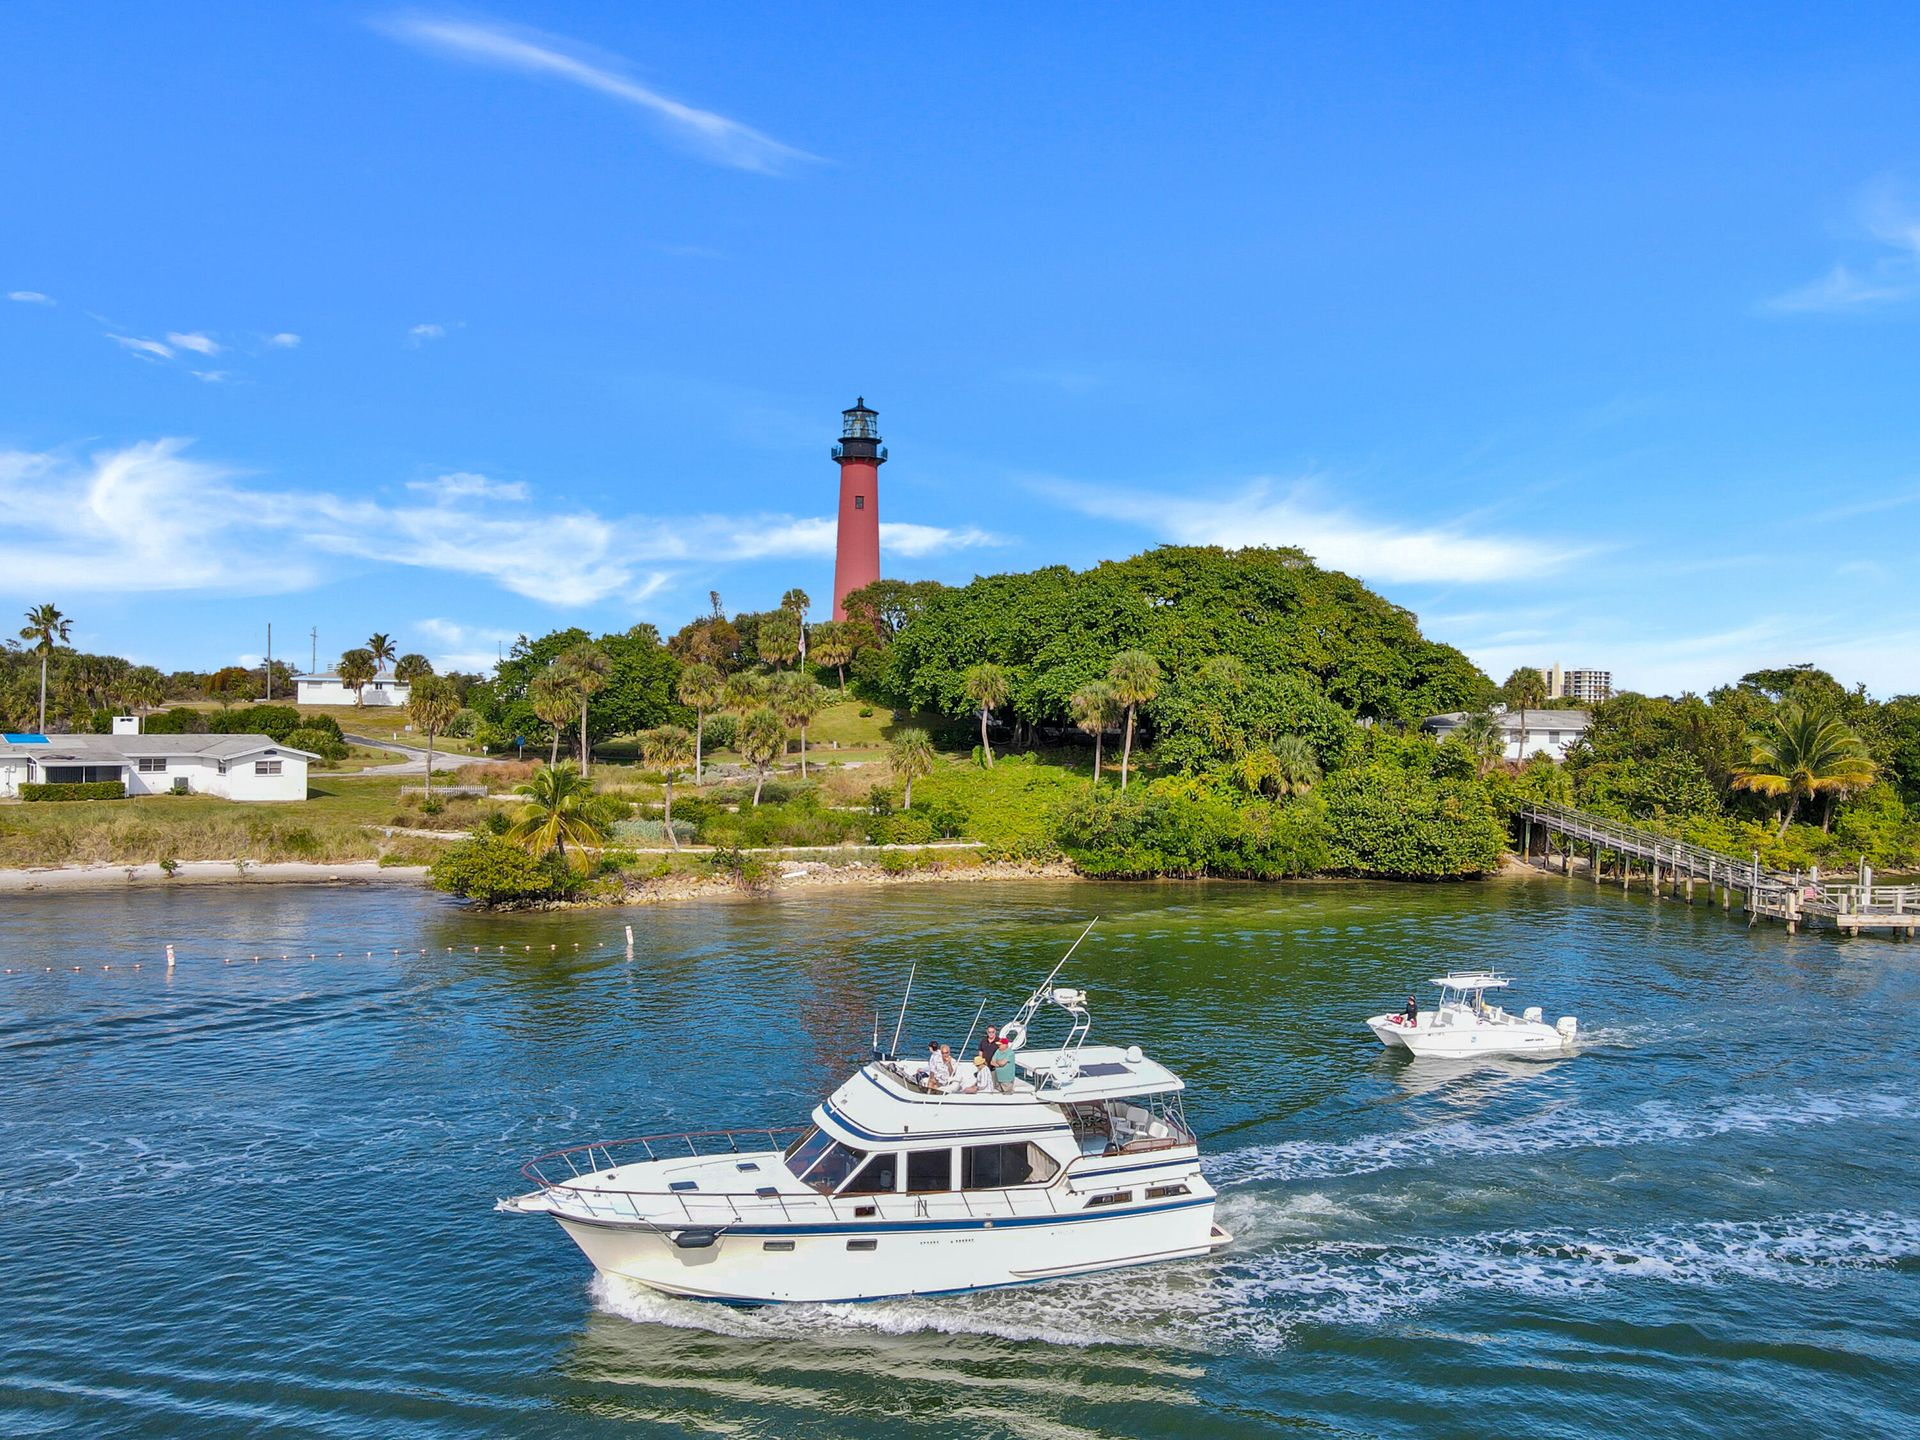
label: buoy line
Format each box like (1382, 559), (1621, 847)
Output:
(2, 932), (639, 982)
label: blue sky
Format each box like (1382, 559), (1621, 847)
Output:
(3, 3), (1918, 695)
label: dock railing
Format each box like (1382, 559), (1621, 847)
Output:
(1514, 800), (1918, 936)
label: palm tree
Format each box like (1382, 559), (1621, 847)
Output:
(1733, 701), (1877, 837)
(773, 672), (826, 778)
(529, 669), (574, 766)
(1457, 711), (1505, 778)
(506, 762), (614, 871)
(394, 653), (434, 683)
(723, 670), (766, 715)
(1500, 666), (1547, 709)
(19, 602), (71, 733)
(889, 728), (936, 808)
(676, 661), (726, 785)
(738, 706), (787, 806)
(366, 632), (398, 675)
(1068, 680), (1118, 783)
(559, 641), (611, 776)
(127, 665), (168, 715)
(782, 588), (811, 666)
(1106, 650), (1162, 792)
(338, 648), (377, 707)
(1270, 734), (1322, 796)
(810, 621), (854, 690)
(961, 662), (1010, 768)
(406, 675), (460, 801)
(639, 724), (696, 850)
(758, 609), (802, 670)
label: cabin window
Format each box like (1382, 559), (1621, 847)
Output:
(669, 1180), (698, 1193)
(846, 1239), (878, 1251)
(1085, 1190), (1133, 1208)
(1145, 1183), (1191, 1200)
(907, 1148), (952, 1193)
(763, 1240), (795, 1252)
(961, 1142), (1056, 1189)
(137, 758), (167, 773)
(837, 1151), (898, 1196)
(799, 1141), (867, 1193)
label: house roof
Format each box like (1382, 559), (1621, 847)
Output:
(0, 732), (319, 762)
(1422, 708), (1591, 733)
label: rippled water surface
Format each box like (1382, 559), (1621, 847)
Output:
(3, 878), (1916, 1437)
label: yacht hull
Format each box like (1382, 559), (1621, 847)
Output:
(553, 1198), (1226, 1305)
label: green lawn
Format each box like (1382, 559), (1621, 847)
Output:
(0, 776), (468, 867)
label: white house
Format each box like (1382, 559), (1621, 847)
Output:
(0, 732), (316, 801)
(294, 673), (411, 707)
(1421, 708), (1591, 762)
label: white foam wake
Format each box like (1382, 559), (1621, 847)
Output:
(1204, 1089), (1915, 1187)
(591, 1206), (1920, 1358)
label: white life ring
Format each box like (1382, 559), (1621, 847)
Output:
(999, 1021), (1027, 1051)
(1048, 1053), (1080, 1085)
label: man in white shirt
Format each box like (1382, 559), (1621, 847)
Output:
(927, 1041), (958, 1091)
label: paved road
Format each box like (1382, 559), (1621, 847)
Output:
(343, 734), (503, 776)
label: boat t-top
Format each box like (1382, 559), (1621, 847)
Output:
(499, 935), (1231, 1305)
(1367, 972), (1577, 1058)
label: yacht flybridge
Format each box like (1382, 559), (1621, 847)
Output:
(499, 957), (1230, 1305)
(1367, 973), (1577, 1058)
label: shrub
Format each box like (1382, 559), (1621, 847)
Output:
(142, 707), (209, 735)
(702, 714), (738, 751)
(22, 781), (127, 802)
(610, 817), (697, 845)
(207, 704), (303, 740)
(428, 837), (579, 906)
(882, 813), (935, 845)
(1055, 783), (1327, 878)
(704, 844), (772, 891)
(285, 727), (350, 762)
(1320, 764), (1505, 877)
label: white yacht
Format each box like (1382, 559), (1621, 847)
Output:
(499, 969), (1229, 1305)
(1367, 972), (1577, 1058)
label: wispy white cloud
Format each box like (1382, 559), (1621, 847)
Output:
(1764, 183), (1920, 314)
(407, 471), (529, 502)
(380, 15), (817, 175)
(267, 332), (301, 348)
(7, 290), (54, 305)
(108, 334), (175, 361)
(191, 370), (232, 384)
(0, 440), (1001, 608)
(407, 322), (448, 346)
(1046, 475), (1577, 583)
(167, 331), (220, 356)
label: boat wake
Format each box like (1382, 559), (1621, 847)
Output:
(590, 1204), (1920, 1357)
(1204, 1088), (1915, 1187)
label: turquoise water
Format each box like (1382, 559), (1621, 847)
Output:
(2, 878), (1915, 1438)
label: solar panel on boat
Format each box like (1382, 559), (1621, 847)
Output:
(1076, 1062), (1132, 1077)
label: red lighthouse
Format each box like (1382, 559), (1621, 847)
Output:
(830, 397), (885, 621)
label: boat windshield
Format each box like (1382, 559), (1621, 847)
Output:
(802, 1141), (867, 1194)
(784, 1127), (831, 1173)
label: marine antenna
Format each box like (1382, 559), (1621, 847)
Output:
(958, 997), (989, 1060)
(887, 957), (918, 1059)
(1005, 917), (1100, 1035)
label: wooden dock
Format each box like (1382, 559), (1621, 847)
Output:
(1513, 801), (1918, 938)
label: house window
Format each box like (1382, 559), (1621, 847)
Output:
(137, 757), (168, 773)
(854, 494), (865, 510)
(1547, 732), (1561, 745)
(255, 760), (282, 775)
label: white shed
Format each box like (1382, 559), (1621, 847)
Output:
(295, 674), (411, 707)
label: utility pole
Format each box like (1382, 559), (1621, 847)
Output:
(310, 626), (318, 675)
(265, 623), (273, 701)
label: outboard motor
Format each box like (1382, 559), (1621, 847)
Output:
(1555, 1016), (1578, 1040)
(1523, 1006), (1543, 1024)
